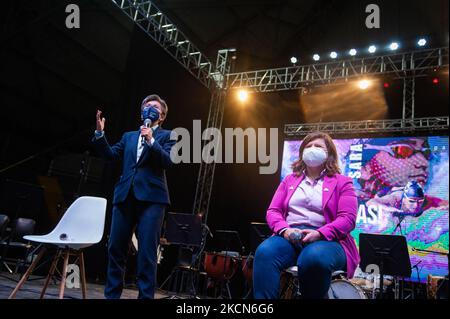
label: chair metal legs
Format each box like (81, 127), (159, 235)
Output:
(8, 247), (88, 299)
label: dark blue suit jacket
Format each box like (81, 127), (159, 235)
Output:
(92, 127), (176, 205)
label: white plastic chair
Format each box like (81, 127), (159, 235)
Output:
(9, 196), (107, 299)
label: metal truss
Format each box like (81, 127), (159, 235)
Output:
(402, 77), (416, 120)
(192, 49), (233, 219)
(213, 48), (235, 88)
(225, 47), (449, 92)
(284, 117), (449, 137)
(111, 0), (221, 90)
(192, 90), (227, 220)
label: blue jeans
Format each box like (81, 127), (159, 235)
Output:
(253, 227), (346, 299)
(104, 189), (165, 299)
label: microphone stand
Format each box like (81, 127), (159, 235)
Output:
(392, 215), (405, 235)
(412, 247), (449, 278)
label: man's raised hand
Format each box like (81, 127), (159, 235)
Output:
(96, 110), (105, 132)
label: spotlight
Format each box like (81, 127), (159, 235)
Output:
(313, 54), (320, 61)
(383, 82), (390, 88)
(368, 45), (377, 54)
(358, 79), (371, 90)
(290, 56), (298, 64)
(330, 51), (338, 59)
(349, 49), (357, 56)
(432, 78), (439, 84)
(389, 42), (399, 51)
(418, 38), (427, 47)
(237, 89), (249, 102)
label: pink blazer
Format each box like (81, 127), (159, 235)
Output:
(266, 173), (360, 278)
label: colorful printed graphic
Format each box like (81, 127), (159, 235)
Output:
(281, 136), (449, 281)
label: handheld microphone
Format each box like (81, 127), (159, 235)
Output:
(289, 231), (303, 242)
(289, 231), (304, 249)
(141, 118), (151, 145)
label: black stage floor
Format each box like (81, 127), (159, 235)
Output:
(0, 272), (187, 299)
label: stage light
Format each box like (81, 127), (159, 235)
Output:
(313, 54), (320, 61)
(389, 42), (399, 51)
(237, 89), (249, 102)
(383, 82), (390, 88)
(432, 78), (439, 84)
(349, 49), (357, 56)
(368, 45), (377, 54)
(290, 56), (298, 64)
(330, 52), (338, 59)
(418, 38), (427, 47)
(358, 79), (371, 90)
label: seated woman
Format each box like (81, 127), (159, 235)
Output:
(253, 131), (360, 299)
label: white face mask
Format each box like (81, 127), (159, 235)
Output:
(302, 147), (328, 168)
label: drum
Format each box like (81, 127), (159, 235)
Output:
(280, 269), (299, 299)
(328, 279), (368, 299)
(204, 252), (239, 281)
(358, 274), (393, 298)
(427, 274), (448, 299)
(241, 255), (254, 282)
(280, 267), (368, 299)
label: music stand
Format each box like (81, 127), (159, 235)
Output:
(359, 233), (412, 299)
(214, 230), (245, 254)
(249, 222), (271, 253)
(160, 213), (202, 298)
(165, 213), (202, 247)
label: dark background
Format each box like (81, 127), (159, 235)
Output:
(0, 0), (448, 284)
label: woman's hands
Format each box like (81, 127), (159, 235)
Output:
(283, 228), (302, 245)
(299, 229), (323, 243)
(283, 228), (323, 244)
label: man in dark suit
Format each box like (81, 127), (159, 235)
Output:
(93, 94), (176, 299)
